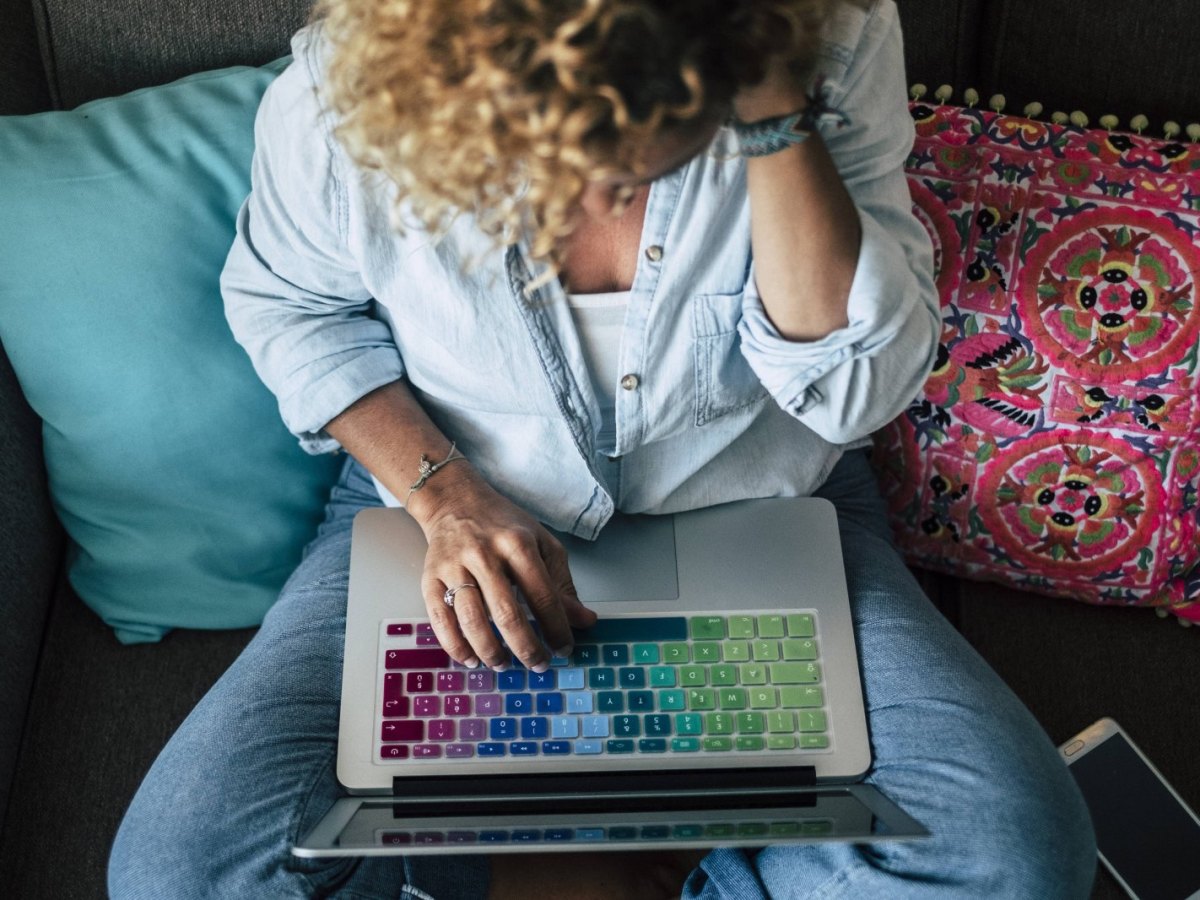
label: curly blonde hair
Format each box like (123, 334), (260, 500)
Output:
(316, 0), (835, 263)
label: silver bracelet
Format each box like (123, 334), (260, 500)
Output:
(405, 441), (467, 503)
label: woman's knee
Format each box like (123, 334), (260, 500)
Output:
(868, 731), (1097, 897)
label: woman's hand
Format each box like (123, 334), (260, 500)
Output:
(323, 380), (597, 671)
(408, 464), (597, 672)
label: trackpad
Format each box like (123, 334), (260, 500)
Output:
(552, 513), (679, 603)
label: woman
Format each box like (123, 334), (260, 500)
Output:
(109, 0), (1097, 896)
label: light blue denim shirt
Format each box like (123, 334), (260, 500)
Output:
(221, 0), (938, 540)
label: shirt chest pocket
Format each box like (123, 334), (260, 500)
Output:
(691, 291), (769, 426)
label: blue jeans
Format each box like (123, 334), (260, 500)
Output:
(109, 451), (1096, 898)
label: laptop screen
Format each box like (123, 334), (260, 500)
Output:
(296, 786), (928, 857)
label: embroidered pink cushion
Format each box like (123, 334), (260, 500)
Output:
(873, 101), (1200, 623)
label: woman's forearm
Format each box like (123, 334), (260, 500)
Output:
(324, 378), (485, 527)
(735, 66), (862, 343)
(745, 133), (861, 341)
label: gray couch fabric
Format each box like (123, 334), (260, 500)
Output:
(0, 0), (50, 113)
(977, 0), (1200, 130)
(34, 0), (316, 109)
(0, 583), (253, 899)
(0, 345), (61, 837)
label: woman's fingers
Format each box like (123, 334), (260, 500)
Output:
(423, 570), (485, 668)
(505, 536), (577, 658)
(539, 531), (597, 631)
(472, 558), (550, 671)
(417, 490), (595, 671)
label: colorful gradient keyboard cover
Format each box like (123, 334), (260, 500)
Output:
(377, 611), (831, 771)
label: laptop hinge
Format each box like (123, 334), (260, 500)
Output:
(391, 767), (817, 817)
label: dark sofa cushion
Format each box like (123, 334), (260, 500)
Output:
(0, 583), (254, 900)
(0, 345), (62, 843)
(977, 0), (1200, 129)
(34, 0), (315, 108)
(0, 0), (51, 114)
(894, 0), (982, 97)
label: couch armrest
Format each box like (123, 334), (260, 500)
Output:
(0, 341), (63, 825)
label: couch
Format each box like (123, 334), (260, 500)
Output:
(1, 1), (1197, 897)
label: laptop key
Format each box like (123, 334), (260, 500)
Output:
(489, 718), (517, 740)
(556, 669), (584, 690)
(437, 671), (465, 692)
(770, 662), (821, 684)
(444, 695), (470, 716)
(659, 690), (686, 710)
(381, 721), (423, 742)
(728, 616), (756, 639)
(504, 693), (532, 715)
(497, 670), (526, 691)
(632, 643), (659, 664)
(602, 645), (629, 665)
(782, 639), (818, 661)
(575, 617), (687, 642)
(613, 715), (640, 737)
(382, 695), (410, 718)
(475, 694), (501, 716)
(572, 645), (600, 665)
(466, 670), (494, 692)
(386, 649), (450, 670)
(406, 672), (435, 693)
(588, 668), (615, 689)
(627, 690), (654, 711)
(477, 742), (506, 756)
(598, 691), (624, 712)
(459, 720), (486, 741)
(786, 614), (815, 637)
(528, 670), (555, 690)
(757, 615), (785, 638)
(413, 696), (440, 717)
(689, 616), (725, 640)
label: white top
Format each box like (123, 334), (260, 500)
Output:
(567, 290), (630, 455)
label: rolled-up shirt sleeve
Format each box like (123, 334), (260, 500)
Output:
(737, 0), (939, 446)
(221, 27), (405, 454)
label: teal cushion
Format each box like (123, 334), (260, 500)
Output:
(0, 60), (342, 644)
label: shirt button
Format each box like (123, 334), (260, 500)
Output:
(620, 374), (640, 391)
(644, 245), (664, 262)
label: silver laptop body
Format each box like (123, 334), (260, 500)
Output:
(296, 497), (928, 856)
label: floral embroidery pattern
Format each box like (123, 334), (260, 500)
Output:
(875, 103), (1200, 620)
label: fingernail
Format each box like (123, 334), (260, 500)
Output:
(532, 661), (550, 674)
(553, 645), (573, 659)
(463, 657), (480, 669)
(491, 662), (510, 672)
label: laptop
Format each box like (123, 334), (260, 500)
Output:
(295, 497), (929, 856)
